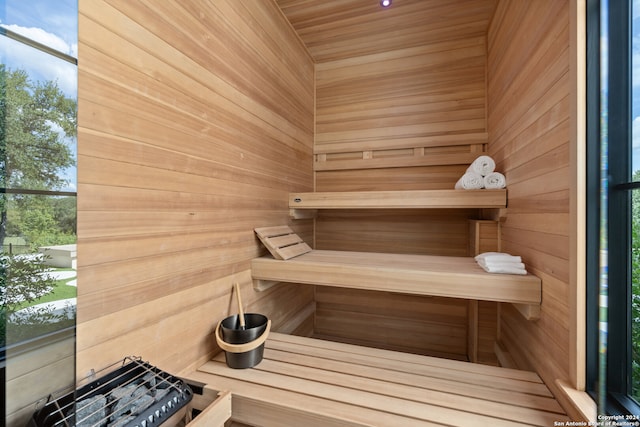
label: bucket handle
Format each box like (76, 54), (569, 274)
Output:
(215, 319), (271, 353)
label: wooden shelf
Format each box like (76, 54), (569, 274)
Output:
(251, 250), (541, 320)
(289, 189), (507, 210)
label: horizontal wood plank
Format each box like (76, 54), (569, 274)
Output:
(289, 189), (507, 209)
(314, 133), (488, 154)
(315, 150), (483, 171)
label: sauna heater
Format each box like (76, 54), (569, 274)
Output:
(28, 356), (193, 427)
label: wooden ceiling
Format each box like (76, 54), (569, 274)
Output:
(276, 0), (498, 63)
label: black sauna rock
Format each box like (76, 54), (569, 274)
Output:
(143, 372), (156, 389)
(74, 394), (107, 427)
(110, 393), (154, 422)
(108, 383), (137, 402)
(107, 414), (135, 427)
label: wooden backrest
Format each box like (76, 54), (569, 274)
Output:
(254, 226), (312, 260)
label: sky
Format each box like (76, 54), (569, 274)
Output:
(0, 0), (78, 191)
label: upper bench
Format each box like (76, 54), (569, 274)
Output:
(288, 189), (507, 219)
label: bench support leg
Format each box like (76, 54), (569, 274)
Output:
(467, 300), (478, 363)
(253, 279), (280, 292)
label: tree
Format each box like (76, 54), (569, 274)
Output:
(632, 170), (640, 400)
(8, 194), (76, 250)
(0, 66), (77, 346)
(51, 196), (77, 235)
(1, 254), (55, 312)
(0, 64), (77, 245)
(0, 252), (76, 346)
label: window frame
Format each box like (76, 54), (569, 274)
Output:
(587, 0), (640, 415)
(0, 32), (79, 360)
(1, 4), (79, 417)
(585, 0), (602, 401)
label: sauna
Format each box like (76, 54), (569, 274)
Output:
(5, 0), (603, 425)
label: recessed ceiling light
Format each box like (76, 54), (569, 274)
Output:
(380, 0), (392, 7)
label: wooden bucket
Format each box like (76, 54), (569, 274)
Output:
(215, 314), (271, 369)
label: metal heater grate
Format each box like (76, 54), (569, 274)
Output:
(28, 356), (193, 427)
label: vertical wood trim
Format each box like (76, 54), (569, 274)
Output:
(468, 300), (479, 362)
(497, 303), (502, 341)
(314, 60), (318, 193)
(313, 62), (318, 248)
(467, 219), (500, 364)
(570, 0), (587, 391)
(469, 221), (479, 256)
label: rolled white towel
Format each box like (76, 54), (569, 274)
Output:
(484, 172), (506, 189)
(467, 155), (495, 176)
(455, 171), (484, 189)
(475, 252), (522, 263)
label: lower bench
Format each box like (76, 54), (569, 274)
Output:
(251, 250), (542, 321)
(251, 226), (542, 321)
(186, 332), (568, 427)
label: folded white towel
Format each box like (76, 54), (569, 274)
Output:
(467, 155), (495, 176)
(455, 171), (484, 189)
(477, 260), (526, 270)
(483, 172), (506, 189)
(475, 252), (527, 274)
(478, 263), (527, 275)
(475, 252), (522, 263)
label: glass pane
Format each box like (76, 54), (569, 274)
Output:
(599, 0), (609, 410)
(633, 189), (640, 401)
(0, 36), (78, 192)
(1, 0), (77, 425)
(2, 186), (78, 342)
(635, 0), (640, 177)
(2, 0), (78, 59)
(633, 0), (640, 402)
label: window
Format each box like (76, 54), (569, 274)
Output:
(587, 0), (640, 415)
(1, 1), (77, 424)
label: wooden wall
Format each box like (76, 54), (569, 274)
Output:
(76, 0), (315, 377)
(72, 0), (576, 393)
(6, 331), (75, 426)
(312, 2), (498, 362)
(487, 0), (572, 390)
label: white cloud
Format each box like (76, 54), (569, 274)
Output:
(1, 23), (74, 56)
(1, 34), (77, 98)
(633, 117), (640, 174)
(634, 49), (640, 87)
(633, 1), (640, 86)
(601, 28), (609, 86)
(632, 116), (640, 149)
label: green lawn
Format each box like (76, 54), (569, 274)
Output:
(4, 268), (77, 345)
(16, 268), (77, 310)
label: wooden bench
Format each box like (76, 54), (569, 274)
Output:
(288, 189), (507, 219)
(185, 332), (569, 426)
(251, 226), (542, 320)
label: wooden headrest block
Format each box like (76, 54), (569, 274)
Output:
(254, 226), (312, 260)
